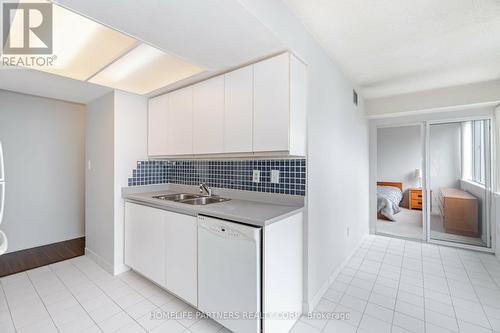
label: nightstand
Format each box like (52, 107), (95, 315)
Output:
(409, 188), (423, 210)
(409, 188), (432, 210)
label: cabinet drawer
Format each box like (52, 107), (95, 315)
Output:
(411, 192), (422, 200)
(410, 199), (422, 209)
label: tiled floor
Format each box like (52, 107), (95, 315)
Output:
(1, 235), (499, 333)
(0, 256), (228, 333)
(291, 235), (500, 333)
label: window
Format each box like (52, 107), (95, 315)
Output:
(462, 120), (487, 185)
(472, 120), (485, 184)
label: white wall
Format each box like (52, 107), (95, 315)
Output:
(0, 90), (85, 253)
(377, 125), (422, 206)
(113, 91), (148, 274)
(85, 90), (147, 274)
(239, 0), (369, 310)
(429, 123), (462, 211)
(85, 92), (115, 269)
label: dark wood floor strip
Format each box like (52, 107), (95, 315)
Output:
(0, 237), (85, 277)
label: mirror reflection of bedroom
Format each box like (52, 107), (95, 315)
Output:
(429, 120), (491, 247)
(376, 125), (424, 240)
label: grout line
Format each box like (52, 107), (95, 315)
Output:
(24, 270), (62, 333)
(46, 263), (103, 332)
(419, 240), (426, 333)
(0, 280), (18, 333)
(457, 251), (495, 331)
(69, 261), (151, 332)
(390, 238), (405, 333)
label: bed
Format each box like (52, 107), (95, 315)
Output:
(377, 182), (403, 221)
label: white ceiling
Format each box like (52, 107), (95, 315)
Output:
(0, 68), (111, 104)
(286, 0), (500, 98)
(53, 0), (284, 72)
(0, 0), (285, 102)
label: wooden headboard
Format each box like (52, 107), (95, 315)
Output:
(377, 181), (403, 191)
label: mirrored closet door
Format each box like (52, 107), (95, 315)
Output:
(427, 119), (492, 248)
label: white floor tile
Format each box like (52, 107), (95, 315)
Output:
(16, 318), (58, 333)
(88, 301), (123, 323)
(424, 310), (459, 332)
(323, 319), (357, 333)
(358, 313), (392, 333)
(189, 317), (222, 333)
(1, 236), (499, 333)
(393, 312), (425, 333)
(458, 320), (494, 333)
(98, 311), (134, 333)
(364, 302), (394, 323)
(290, 320), (321, 333)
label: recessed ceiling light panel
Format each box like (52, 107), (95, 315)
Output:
(89, 43), (204, 94)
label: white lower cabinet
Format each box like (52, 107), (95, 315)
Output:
(165, 211), (198, 306)
(124, 203), (166, 287)
(124, 202), (197, 305)
(125, 202), (303, 333)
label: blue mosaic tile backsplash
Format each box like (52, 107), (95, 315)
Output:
(128, 159), (306, 196)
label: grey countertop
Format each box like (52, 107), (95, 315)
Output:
(123, 189), (304, 227)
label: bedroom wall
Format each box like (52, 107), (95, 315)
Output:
(377, 125), (422, 207)
(429, 122), (462, 213)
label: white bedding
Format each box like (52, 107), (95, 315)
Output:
(377, 185), (402, 221)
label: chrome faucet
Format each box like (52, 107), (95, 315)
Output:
(199, 183), (212, 196)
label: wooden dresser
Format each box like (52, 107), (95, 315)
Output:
(438, 188), (478, 236)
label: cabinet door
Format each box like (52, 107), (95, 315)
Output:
(165, 212), (197, 306)
(148, 94), (169, 156)
(124, 203), (166, 287)
(224, 66), (253, 153)
(193, 76), (224, 154)
(253, 53), (290, 152)
(168, 86), (193, 155)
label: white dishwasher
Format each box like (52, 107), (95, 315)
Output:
(197, 215), (261, 333)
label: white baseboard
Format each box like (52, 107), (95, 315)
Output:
(85, 247), (131, 276)
(303, 235), (367, 313)
(114, 263), (130, 275)
(85, 247), (115, 275)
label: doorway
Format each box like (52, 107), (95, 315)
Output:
(373, 117), (495, 251)
(375, 124), (425, 241)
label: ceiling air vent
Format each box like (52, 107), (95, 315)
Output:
(353, 89), (358, 106)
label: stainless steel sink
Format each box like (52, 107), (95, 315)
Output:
(153, 193), (201, 201)
(152, 193), (230, 205)
(181, 196), (231, 205)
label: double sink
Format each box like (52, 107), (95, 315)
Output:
(152, 193), (231, 205)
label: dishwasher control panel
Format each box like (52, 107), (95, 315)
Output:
(208, 224), (242, 238)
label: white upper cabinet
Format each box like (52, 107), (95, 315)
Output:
(168, 86), (193, 155)
(253, 53), (290, 152)
(147, 52), (306, 157)
(193, 76), (224, 154)
(253, 53), (306, 155)
(224, 65), (254, 153)
(148, 94), (169, 156)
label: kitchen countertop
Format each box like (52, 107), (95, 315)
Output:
(123, 189), (304, 227)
